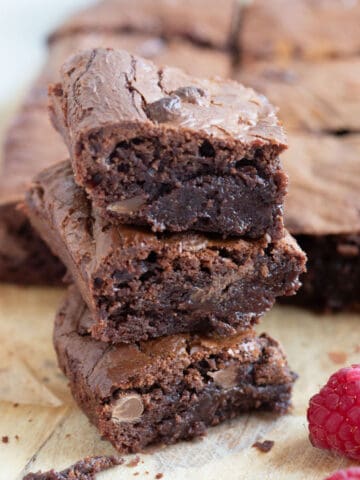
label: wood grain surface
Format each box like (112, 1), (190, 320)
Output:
(0, 284), (358, 479)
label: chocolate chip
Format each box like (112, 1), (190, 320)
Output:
(146, 96), (182, 123)
(112, 394), (144, 423)
(107, 195), (146, 214)
(199, 140), (215, 158)
(208, 364), (239, 389)
(171, 86), (207, 104)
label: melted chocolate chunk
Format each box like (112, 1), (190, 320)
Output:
(146, 95), (182, 123)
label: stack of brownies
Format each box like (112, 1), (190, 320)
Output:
(23, 47), (306, 452)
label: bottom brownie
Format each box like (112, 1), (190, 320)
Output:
(0, 203), (65, 284)
(54, 286), (296, 454)
(283, 234), (360, 311)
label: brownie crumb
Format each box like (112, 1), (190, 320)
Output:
(155, 474), (163, 479)
(2, 436), (9, 444)
(13, 403), (19, 408)
(126, 456), (140, 467)
(23, 455), (123, 479)
(252, 440), (275, 453)
(328, 351), (348, 364)
(15, 435), (20, 441)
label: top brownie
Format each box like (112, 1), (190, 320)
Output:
(49, 48), (288, 238)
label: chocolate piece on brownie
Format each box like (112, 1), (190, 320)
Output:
(282, 133), (360, 311)
(49, 0), (238, 50)
(54, 286), (297, 453)
(238, 0), (360, 62)
(49, 48), (288, 238)
(236, 59), (360, 133)
(25, 161), (305, 343)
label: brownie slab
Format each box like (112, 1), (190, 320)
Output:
(281, 133), (360, 311)
(0, 104), (68, 284)
(0, 203), (65, 285)
(26, 161), (306, 343)
(54, 286), (296, 453)
(236, 59), (360, 133)
(238, 0), (360, 61)
(49, 0), (238, 50)
(49, 48), (288, 238)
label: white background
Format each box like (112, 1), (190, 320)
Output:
(0, 0), (94, 103)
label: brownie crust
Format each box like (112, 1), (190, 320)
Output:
(26, 161), (306, 343)
(49, 48), (288, 238)
(54, 286), (296, 453)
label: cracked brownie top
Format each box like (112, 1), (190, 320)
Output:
(49, 48), (287, 162)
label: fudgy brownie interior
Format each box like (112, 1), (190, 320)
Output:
(283, 234), (360, 311)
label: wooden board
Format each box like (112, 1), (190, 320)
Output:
(0, 284), (359, 480)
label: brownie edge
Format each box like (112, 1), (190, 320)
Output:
(54, 286), (296, 454)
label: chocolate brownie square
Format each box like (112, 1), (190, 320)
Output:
(281, 133), (360, 311)
(49, 48), (288, 238)
(238, 0), (360, 62)
(49, 0), (238, 50)
(54, 286), (297, 453)
(25, 161), (305, 343)
(236, 59), (360, 133)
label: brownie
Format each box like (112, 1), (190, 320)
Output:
(236, 59), (360, 133)
(0, 203), (65, 285)
(238, 0), (360, 62)
(23, 456), (122, 480)
(54, 286), (297, 453)
(0, 105), (68, 284)
(282, 133), (360, 311)
(49, 48), (288, 238)
(286, 234), (360, 312)
(25, 161), (305, 343)
(49, 0), (238, 50)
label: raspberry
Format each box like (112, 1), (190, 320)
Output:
(325, 467), (360, 479)
(307, 365), (360, 460)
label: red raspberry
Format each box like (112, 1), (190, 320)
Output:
(307, 365), (360, 460)
(325, 467), (360, 479)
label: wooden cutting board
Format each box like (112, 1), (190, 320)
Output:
(0, 284), (358, 480)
